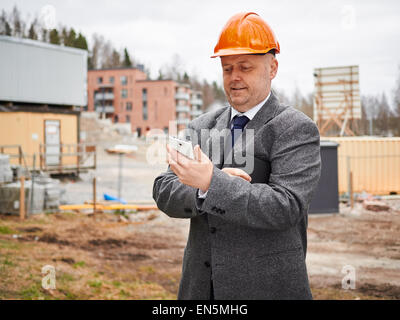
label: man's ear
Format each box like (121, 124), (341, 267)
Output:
(270, 57), (278, 80)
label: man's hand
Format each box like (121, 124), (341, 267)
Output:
(221, 167), (252, 182)
(167, 144), (213, 192)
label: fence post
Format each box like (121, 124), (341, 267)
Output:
(93, 177), (97, 214)
(347, 156), (351, 201)
(18, 146), (22, 165)
(350, 172), (354, 209)
(19, 176), (26, 220)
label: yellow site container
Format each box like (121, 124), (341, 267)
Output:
(0, 110), (79, 169)
(321, 136), (400, 195)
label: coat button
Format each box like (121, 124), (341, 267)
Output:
(204, 261), (211, 268)
(210, 227), (216, 234)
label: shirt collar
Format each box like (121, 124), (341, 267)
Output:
(230, 91), (271, 122)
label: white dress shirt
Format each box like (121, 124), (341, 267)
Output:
(197, 92), (271, 199)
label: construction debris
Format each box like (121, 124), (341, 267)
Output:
(0, 180), (45, 214)
(362, 200), (391, 212)
(0, 155), (63, 214)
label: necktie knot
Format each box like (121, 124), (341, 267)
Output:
(232, 115), (250, 130)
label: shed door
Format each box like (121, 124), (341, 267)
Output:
(45, 120), (60, 166)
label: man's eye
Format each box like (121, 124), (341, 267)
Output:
(223, 68), (232, 73)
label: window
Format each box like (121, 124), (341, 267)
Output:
(142, 88), (147, 101)
(114, 115), (119, 123)
(143, 101), (148, 120)
(97, 77), (103, 84)
(126, 102), (132, 111)
(121, 76), (127, 85)
(109, 76), (114, 84)
(126, 115), (130, 123)
(121, 89), (127, 98)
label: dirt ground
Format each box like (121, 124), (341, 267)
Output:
(1, 141), (399, 300)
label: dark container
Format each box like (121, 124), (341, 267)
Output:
(309, 140), (339, 214)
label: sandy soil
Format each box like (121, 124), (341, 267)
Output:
(1, 142), (399, 300)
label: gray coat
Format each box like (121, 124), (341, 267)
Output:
(153, 92), (321, 300)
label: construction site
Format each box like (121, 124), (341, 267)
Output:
(1, 6), (400, 301)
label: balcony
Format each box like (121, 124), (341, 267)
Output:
(95, 105), (115, 113)
(190, 98), (203, 106)
(176, 106), (190, 113)
(176, 118), (190, 125)
(95, 92), (114, 101)
(191, 109), (203, 117)
(175, 92), (190, 100)
(98, 83), (114, 89)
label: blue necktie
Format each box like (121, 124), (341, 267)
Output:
(231, 115), (250, 147)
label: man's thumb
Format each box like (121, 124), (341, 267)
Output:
(194, 145), (202, 161)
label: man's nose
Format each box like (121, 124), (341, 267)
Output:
(230, 68), (242, 81)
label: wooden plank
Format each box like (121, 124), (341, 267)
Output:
(58, 204), (158, 211)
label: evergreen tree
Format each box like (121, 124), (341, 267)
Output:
(64, 28), (76, 47)
(27, 19), (38, 40)
(5, 21), (12, 36)
(49, 28), (60, 44)
(122, 48), (132, 67)
(74, 32), (88, 50)
(0, 10), (12, 35)
(183, 72), (190, 84)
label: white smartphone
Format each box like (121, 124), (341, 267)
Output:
(168, 136), (195, 160)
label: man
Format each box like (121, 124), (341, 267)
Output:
(153, 12), (321, 300)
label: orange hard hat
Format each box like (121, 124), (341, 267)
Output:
(211, 12), (280, 58)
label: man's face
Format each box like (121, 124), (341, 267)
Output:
(221, 53), (278, 112)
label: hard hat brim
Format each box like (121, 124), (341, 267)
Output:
(211, 47), (280, 58)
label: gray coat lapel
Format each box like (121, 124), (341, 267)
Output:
(204, 107), (231, 169)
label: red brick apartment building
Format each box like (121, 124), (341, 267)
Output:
(87, 67), (203, 136)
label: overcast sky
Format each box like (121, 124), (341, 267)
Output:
(2, 0), (400, 108)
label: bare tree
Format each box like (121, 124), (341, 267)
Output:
(98, 39), (113, 68)
(111, 49), (121, 67)
(11, 5), (24, 37)
(376, 93), (392, 136)
(391, 65), (400, 136)
(272, 86), (290, 105)
(162, 53), (185, 81)
(393, 65), (400, 117)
